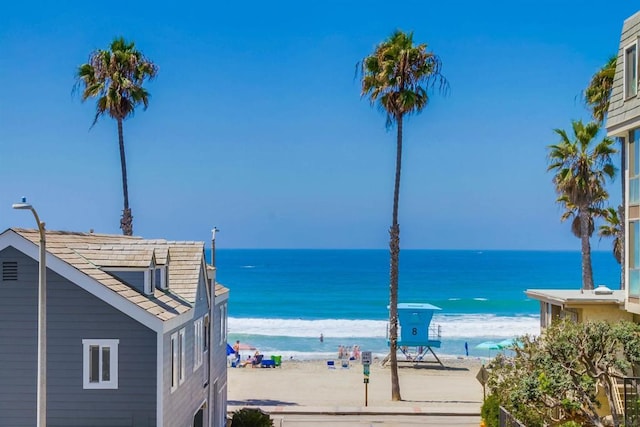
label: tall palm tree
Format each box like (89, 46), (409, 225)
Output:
(584, 55), (616, 124)
(584, 55), (625, 289)
(360, 30), (447, 401)
(548, 120), (617, 290)
(76, 37), (158, 236)
(598, 206), (624, 287)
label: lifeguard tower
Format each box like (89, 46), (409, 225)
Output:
(383, 302), (443, 367)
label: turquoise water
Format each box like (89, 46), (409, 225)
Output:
(212, 249), (621, 359)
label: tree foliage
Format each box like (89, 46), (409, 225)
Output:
(584, 55), (616, 124)
(487, 319), (640, 427)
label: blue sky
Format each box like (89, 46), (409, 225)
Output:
(0, 1), (637, 250)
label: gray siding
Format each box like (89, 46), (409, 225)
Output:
(608, 11), (640, 135)
(162, 272), (210, 426)
(111, 270), (146, 294)
(0, 247), (157, 427)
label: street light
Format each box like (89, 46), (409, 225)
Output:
(13, 197), (46, 427)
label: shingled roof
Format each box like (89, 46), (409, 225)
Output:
(10, 228), (208, 321)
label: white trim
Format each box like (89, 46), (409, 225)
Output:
(82, 339), (119, 389)
(0, 231), (164, 333)
(156, 332), (163, 427)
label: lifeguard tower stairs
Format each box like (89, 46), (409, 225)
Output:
(382, 303), (443, 367)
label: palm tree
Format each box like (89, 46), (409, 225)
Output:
(598, 206), (623, 287)
(584, 55), (616, 124)
(548, 120), (617, 290)
(76, 37), (158, 236)
(584, 56), (625, 289)
(359, 30), (447, 401)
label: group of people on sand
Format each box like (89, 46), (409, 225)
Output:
(338, 345), (360, 360)
(232, 340), (264, 368)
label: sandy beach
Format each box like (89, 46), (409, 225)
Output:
(227, 356), (485, 413)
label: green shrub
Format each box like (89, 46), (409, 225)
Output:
(231, 408), (273, 427)
(558, 422), (581, 427)
(481, 394), (500, 427)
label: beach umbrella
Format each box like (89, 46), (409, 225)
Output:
(475, 341), (501, 350)
(497, 338), (518, 349)
(475, 341), (501, 357)
(226, 343), (234, 356)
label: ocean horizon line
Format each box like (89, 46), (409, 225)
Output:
(213, 248), (615, 253)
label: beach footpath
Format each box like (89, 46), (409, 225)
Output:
(227, 357), (484, 425)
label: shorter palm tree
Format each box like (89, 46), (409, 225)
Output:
(548, 120), (617, 290)
(598, 206), (623, 264)
(584, 55), (616, 124)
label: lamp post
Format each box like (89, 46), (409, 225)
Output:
(13, 197), (46, 427)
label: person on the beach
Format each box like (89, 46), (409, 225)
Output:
(233, 340), (241, 363)
(320, 333), (323, 343)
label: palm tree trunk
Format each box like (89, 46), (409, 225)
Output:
(117, 118), (133, 236)
(580, 209), (594, 290)
(389, 113), (403, 401)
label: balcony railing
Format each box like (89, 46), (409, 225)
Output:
(499, 406), (526, 427)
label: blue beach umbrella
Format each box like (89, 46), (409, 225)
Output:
(226, 343), (234, 356)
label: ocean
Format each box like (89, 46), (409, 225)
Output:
(211, 249), (621, 360)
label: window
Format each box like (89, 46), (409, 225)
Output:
(82, 339), (119, 389)
(144, 268), (155, 295)
(626, 42), (638, 99)
(171, 329), (186, 392)
(193, 317), (204, 371)
(153, 265), (170, 290)
(219, 304), (227, 345)
(631, 131), (640, 205)
(204, 315), (210, 353)
(631, 221), (640, 298)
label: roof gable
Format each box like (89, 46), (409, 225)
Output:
(2, 228), (208, 325)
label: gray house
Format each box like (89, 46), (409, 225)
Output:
(607, 11), (640, 312)
(0, 228), (229, 427)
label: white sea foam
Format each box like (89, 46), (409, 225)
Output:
(228, 314), (539, 340)
(473, 297), (488, 301)
(437, 314), (539, 338)
(229, 317), (388, 338)
(241, 265), (256, 269)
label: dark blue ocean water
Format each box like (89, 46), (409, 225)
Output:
(211, 249), (620, 359)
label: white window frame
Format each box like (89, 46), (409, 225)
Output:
(219, 303), (227, 345)
(170, 328), (186, 392)
(625, 39), (638, 99)
(159, 265), (169, 290)
(179, 328), (185, 385)
(171, 332), (179, 392)
(82, 339), (119, 390)
(193, 317), (204, 371)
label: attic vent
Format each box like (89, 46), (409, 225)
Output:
(3, 261), (18, 281)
